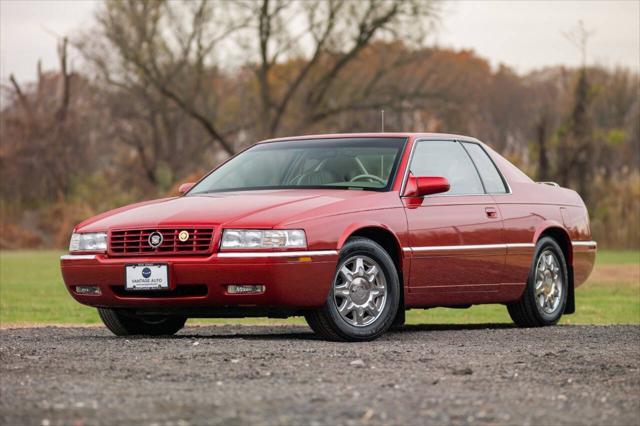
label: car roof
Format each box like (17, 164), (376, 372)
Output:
(257, 132), (482, 144)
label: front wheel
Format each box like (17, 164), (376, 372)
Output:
(507, 237), (568, 327)
(305, 237), (400, 341)
(98, 308), (186, 336)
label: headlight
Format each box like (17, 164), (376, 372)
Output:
(69, 232), (108, 252)
(221, 229), (306, 250)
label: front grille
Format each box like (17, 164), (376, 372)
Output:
(109, 228), (214, 256)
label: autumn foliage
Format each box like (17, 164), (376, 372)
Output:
(0, 1), (638, 249)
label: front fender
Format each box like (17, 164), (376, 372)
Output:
(336, 221), (404, 250)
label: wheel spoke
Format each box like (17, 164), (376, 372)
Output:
(335, 288), (350, 298)
(339, 300), (354, 316)
(355, 308), (365, 325)
(365, 301), (379, 317)
(355, 258), (365, 276)
(366, 265), (379, 283)
(370, 288), (382, 298)
(340, 265), (353, 281)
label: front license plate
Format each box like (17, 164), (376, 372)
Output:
(125, 264), (169, 291)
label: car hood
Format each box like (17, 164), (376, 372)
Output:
(76, 189), (394, 232)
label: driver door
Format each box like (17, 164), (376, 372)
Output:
(404, 140), (506, 299)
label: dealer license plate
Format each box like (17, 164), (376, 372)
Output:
(125, 264), (169, 291)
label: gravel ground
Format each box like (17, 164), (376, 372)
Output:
(1, 324), (639, 426)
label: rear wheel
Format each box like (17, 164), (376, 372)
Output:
(507, 237), (568, 327)
(98, 308), (186, 336)
(305, 237), (400, 341)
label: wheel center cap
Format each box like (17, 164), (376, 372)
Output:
(350, 278), (370, 304)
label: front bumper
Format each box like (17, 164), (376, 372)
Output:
(60, 251), (339, 311)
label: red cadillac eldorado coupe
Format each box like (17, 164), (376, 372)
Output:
(60, 133), (596, 341)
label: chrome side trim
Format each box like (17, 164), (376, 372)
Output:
(217, 250), (338, 258)
(411, 243), (507, 252)
(402, 241), (597, 254)
(60, 254), (97, 260)
(506, 243), (536, 249)
(402, 243), (535, 253)
(572, 241), (597, 248)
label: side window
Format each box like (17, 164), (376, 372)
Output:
(462, 143), (508, 193)
(410, 141), (484, 195)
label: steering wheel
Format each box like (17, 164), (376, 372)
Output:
(350, 174), (387, 185)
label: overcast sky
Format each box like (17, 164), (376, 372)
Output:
(1, 0), (639, 85)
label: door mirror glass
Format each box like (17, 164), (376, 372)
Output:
(404, 174), (450, 197)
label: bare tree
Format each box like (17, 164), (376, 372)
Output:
(244, 0), (439, 138)
(2, 37), (84, 202)
(558, 21), (596, 202)
(81, 0), (245, 156)
(84, 0), (440, 150)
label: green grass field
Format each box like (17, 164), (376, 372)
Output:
(0, 250), (638, 326)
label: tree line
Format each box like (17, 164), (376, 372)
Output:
(1, 0), (638, 248)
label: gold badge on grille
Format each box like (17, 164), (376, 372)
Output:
(178, 230), (190, 242)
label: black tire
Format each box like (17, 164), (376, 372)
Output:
(507, 237), (569, 327)
(304, 237), (400, 341)
(97, 308), (186, 336)
(390, 308), (406, 331)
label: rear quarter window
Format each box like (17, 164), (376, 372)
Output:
(462, 142), (508, 194)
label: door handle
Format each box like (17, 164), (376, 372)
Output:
(485, 207), (498, 219)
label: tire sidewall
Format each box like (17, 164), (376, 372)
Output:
(528, 237), (569, 324)
(323, 238), (400, 340)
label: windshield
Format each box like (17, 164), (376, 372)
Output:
(189, 137), (406, 194)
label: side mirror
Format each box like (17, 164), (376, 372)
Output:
(403, 174), (450, 197)
(178, 182), (195, 194)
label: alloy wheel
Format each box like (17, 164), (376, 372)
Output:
(333, 255), (387, 327)
(535, 250), (563, 314)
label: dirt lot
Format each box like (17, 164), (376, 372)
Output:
(1, 324), (638, 426)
